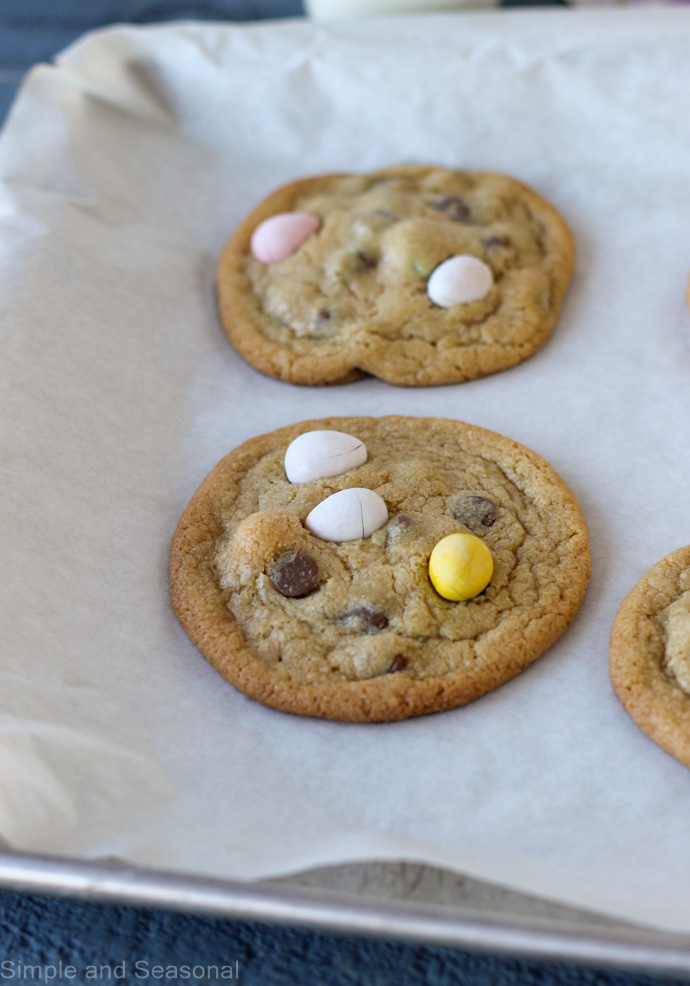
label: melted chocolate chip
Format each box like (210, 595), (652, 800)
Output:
(340, 605), (389, 633)
(484, 235), (509, 249)
(431, 196), (472, 223)
(449, 494), (497, 529)
(357, 250), (378, 270)
(387, 655), (406, 673)
(270, 551), (319, 598)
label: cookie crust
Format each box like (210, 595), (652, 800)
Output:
(170, 416), (590, 722)
(217, 167), (575, 387)
(610, 546), (690, 768)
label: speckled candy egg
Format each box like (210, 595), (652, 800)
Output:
(285, 431), (367, 484)
(429, 532), (493, 601)
(305, 488), (388, 543)
(427, 255), (494, 308)
(250, 212), (320, 264)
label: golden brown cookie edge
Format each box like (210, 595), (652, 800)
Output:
(217, 174), (366, 386)
(170, 415), (591, 722)
(610, 545), (690, 768)
(216, 167), (576, 388)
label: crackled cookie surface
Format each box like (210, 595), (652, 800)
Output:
(170, 416), (590, 721)
(217, 167), (575, 386)
(610, 546), (690, 767)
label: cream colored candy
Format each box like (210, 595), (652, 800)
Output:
(429, 532), (493, 601)
(285, 431), (367, 484)
(250, 212), (320, 264)
(305, 488), (388, 542)
(427, 255), (493, 308)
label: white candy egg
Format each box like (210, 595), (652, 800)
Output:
(285, 431), (367, 484)
(427, 255), (494, 308)
(250, 212), (320, 264)
(305, 488), (388, 542)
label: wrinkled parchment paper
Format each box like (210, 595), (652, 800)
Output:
(2, 7), (690, 932)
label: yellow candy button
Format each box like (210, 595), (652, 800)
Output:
(429, 533), (493, 601)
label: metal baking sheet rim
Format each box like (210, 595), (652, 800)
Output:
(1, 851), (690, 976)
(1, 18), (689, 978)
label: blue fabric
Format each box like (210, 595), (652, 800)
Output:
(0, 78), (20, 122)
(1, 889), (688, 985)
(0, 1), (303, 72)
(0, 0), (304, 25)
(0, 3), (676, 984)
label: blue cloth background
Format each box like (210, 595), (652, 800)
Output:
(0, 2), (684, 983)
(2, 889), (689, 985)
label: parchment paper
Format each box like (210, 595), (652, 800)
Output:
(2, 7), (690, 933)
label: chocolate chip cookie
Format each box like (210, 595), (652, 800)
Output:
(216, 166), (575, 386)
(170, 416), (590, 721)
(610, 546), (690, 767)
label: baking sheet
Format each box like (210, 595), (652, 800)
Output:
(1, 7), (690, 934)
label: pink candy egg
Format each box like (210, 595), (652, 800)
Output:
(250, 212), (320, 264)
(427, 255), (494, 308)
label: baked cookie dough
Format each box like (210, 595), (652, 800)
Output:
(610, 546), (690, 767)
(170, 416), (591, 721)
(217, 166), (575, 387)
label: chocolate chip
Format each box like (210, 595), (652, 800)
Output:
(393, 514), (412, 529)
(270, 551), (319, 598)
(318, 307), (331, 320)
(340, 605), (389, 633)
(431, 196), (472, 223)
(387, 655), (406, 673)
(484, 235), (509, 249)
(357, 250), (378, 270)
(449, 494), (497, 529)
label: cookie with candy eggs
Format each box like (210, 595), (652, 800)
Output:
(610, 546), (690, 768)
(170, 416), (590, 722)
(216, 166), (575, 386)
